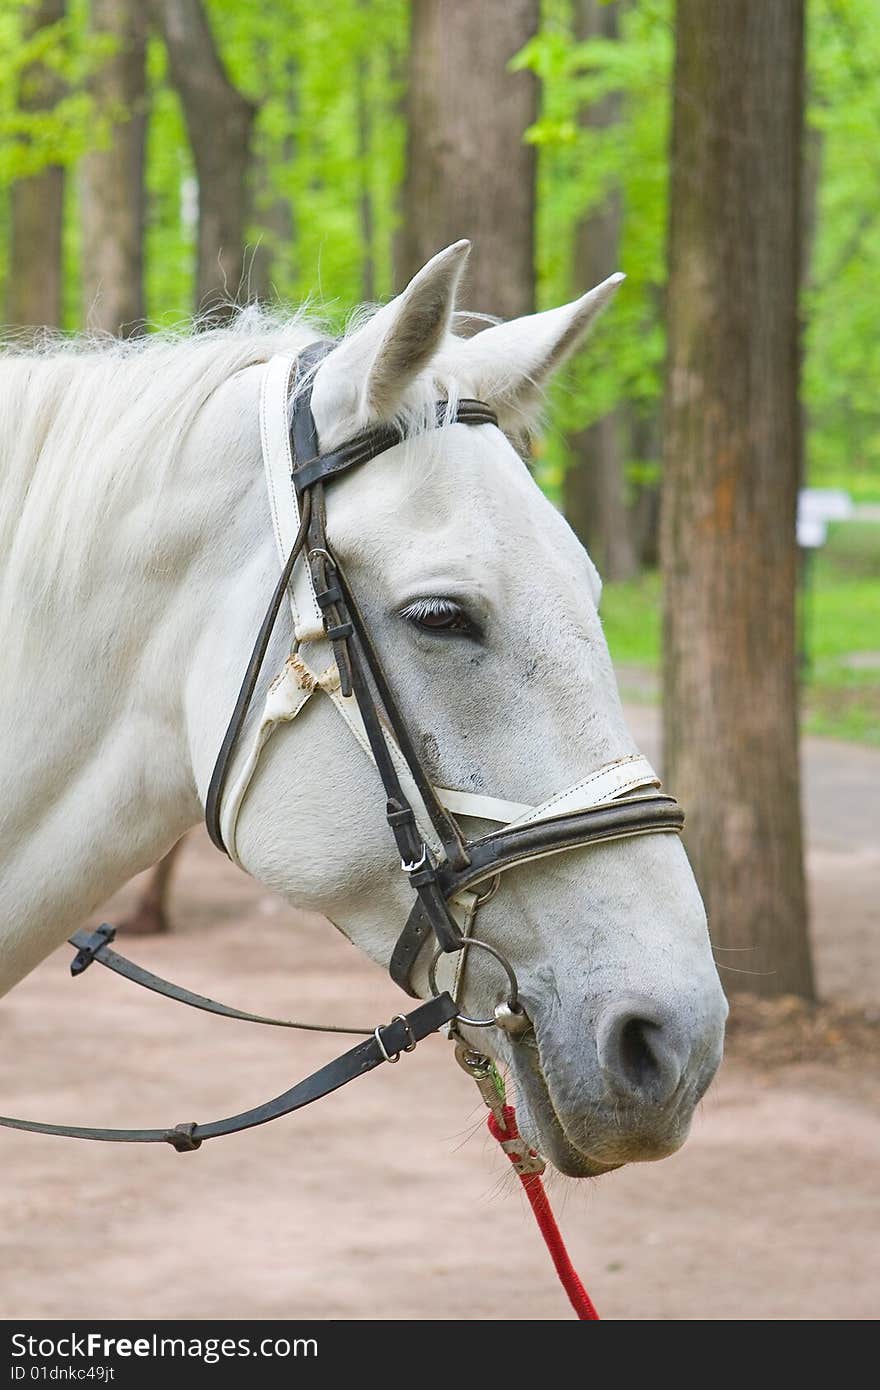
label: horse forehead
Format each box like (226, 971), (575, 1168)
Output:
(334, 426), (592, 589)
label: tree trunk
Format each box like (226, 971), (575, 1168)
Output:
(661, 0), (813, 998)
(566, 415), (639, 579)
(153, 0), (256, 317)
(247, 51), (295, 306)
(6, 0), (66, 331)
(629, 405), (661, 568)
(396, 0), (538, 319)
(564, 0), (637, 581)
(247, 172), (294, 306)
(81, 0), (148, 336)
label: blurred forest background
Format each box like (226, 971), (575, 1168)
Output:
(1, 1), (876, 711)
(0, 0), (877, 995)
(2, 0), (879, 497)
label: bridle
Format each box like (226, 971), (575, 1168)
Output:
(0, 340), (683, 1153)
(207, 342), (683, 1008)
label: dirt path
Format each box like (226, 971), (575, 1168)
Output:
(1, 712), (878, 1321)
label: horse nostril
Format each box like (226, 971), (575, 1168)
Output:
(597, 1000), (685, 1105)
(618, 1017), (664, 1092)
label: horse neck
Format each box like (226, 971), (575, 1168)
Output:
(0, 354), (273, 992)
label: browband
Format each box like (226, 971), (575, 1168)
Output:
(293, 399), (498, 492)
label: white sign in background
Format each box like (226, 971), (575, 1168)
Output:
(797, 488), (853, 549)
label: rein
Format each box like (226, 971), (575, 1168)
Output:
(1, 340), (686, 1317)
(1, 927), (455, 1153)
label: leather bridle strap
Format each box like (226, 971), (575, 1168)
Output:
(204, 491), (312, 853)
(0, 997), (456, 1152)
(200, 342), (499, 971)
(333, 559), (470, 870)
(285, 358), (485, 957)
(390, 796), (685, 991)
(204, 340), (493, 869)
(437, 795), (685, 894)
(315, 553), (466, 955)
(298, 520), (466, 954)
(294, 399), (498, 491)
(66, 924), (375, 1034)
(290, 353), (473, 871)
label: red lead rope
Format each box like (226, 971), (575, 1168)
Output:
(487, 1103), (600, 1321)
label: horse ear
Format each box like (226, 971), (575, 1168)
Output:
(453, 273), (625, 425)
(310, 241), (470, 441)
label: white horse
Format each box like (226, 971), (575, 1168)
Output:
(0, 242), (726, 1176)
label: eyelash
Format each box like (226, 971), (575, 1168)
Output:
(399, 597), (477, 635)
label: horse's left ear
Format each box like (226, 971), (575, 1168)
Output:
(310, 240), (470, 445)
(452, 272), (625, 425)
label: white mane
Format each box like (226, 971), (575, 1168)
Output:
(0, 304), (520, 638)
(0, 310), (322, 618)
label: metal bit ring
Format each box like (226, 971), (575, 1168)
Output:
(427, 938), (521, 1028)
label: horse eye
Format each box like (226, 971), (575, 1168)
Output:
(400, 598), (472, 634)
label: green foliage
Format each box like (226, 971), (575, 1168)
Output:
(143, 35), (195, 325)
(596, 569), (662, 666)
(806, 527), (880, 740)
(199, 0), (406, 317)
(0, 0), (406, 325)
(0, 0), (112, 185)
(0, 0), (877, 510)
(517, 0), (673, 492)
(804, 0), (880, 501)
(521, 0), (880, 503)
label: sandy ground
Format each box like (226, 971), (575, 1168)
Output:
(1, 708), (878, 1321)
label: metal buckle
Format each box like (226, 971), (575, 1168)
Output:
(400, 844), (428, 874)
(374, 1014), (417, 1064)
(395, 1014), (418, 1052)
(307, 547), (335, 567)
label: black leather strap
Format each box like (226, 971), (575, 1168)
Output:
(435, 796), (685, 898)
(389, 903), (438, 997)
(205, 490), (312, 853)
(0, 991), (458, 1151)
(389, 796), (685, 994)
(287, 377), (471, 955)
(293, 400), (497, 493)
(67, 926), (373, 1035)
(204, 341), (494, 889)
(286, 353), (472, 873)
(332, 560), (469, 871)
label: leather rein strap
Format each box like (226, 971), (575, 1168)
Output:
(1, 927), (456, 1152)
